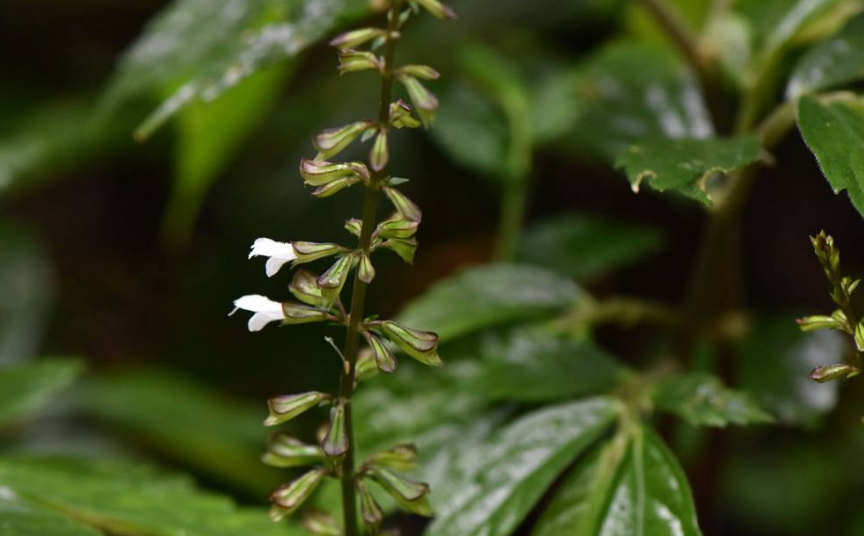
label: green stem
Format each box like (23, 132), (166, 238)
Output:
(338, 4), (402, 535)
(636, 0), (713, 82)
(493, 94), (532, 262)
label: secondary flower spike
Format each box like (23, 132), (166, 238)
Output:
(249, 238), (297, 277)
(231, 295), (284, 332)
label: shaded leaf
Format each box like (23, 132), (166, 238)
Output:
(0, 359), (82, 430)
(654, 373), (775, 427)
(518, 214), (663, 280)
(425, 398), (620, 536)
(0, 494), (102, 536)
(788, 14), (864, 97)
(398, 263), (585, 341)
(797, 95), (864, 218)
(615, 136), (762, 204)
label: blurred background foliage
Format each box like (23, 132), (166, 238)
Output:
(4, 0), (864, 535)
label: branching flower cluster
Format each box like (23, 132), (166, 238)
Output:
(231, 1), (455, 534)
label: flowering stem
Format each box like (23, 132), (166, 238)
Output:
(338, 3), (402, 535)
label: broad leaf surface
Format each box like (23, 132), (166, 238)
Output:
(569, 42), (714, 161)
(426, 398), (621, 536)
(615, 136), (762, 204)
(797, 95), (864, 218)
(398, 264), (585, 341)
(788, 14), (864, 97)
(738, 0), (847, 60)
(654, 373), (775, 427)
(0, 359), (82, 429)
(0, 492), (103, 536)
(0, 456), (305, 536)
(518, 214), (663, 280)
(533, 426), (703, 536)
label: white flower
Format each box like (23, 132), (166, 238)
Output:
(230, 295), (284, 332)
(249, 238), (297, 277)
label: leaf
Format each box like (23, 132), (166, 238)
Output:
(615, 136), (762, 204)
(797, 95), (864, 217)
(569, 42), (714, 161)
(470, 329), (626, 402)
(533, 426), (703, 536)
(398, 263), (585, 342)
(653, 373), (775, 427)
(518, 214), (663, 280)
(80, 369), (278, 495)
(0, 456), (307, 536)
(737, 314), (848, 426)
(739, 0), (847, 60)
(425, 398), (621, 536)
(788, 14), (864, 97)
(0, 359), (82, 430)
(0, 492), (103, 536)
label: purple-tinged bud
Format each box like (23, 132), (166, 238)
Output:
(389, 99), (422, 129)
(312, 177), (361, 198)
(292, 241), (343, 264)
(289, 270), (329, 309)
(302, 510), (340, 536)
(357, 479), (384, 532)
(345, 218), (363, 237)
(398, 64), (440, 80)
(363, 467), (433, 516)
(265, 391), (331, 426)
(358, 254), (376, 284)
(375, 213), (419, 239)
(262, 433), (325, 468)
(281, 302), (331, 324)
(313, 121), (376, 159)
(322, 400), (348, 457)
(414, 0), (457, 19)
(317, 255), (357, 290)
(379, 320), (442, 366)
(270, 468), (326, 520)
(355, 347), (380, 383)
(362, 331), (396, 373)
(300, 158), (370, 186)
(364, 444), (418, 472)
(329, 27), (387, 49)
(384, 186), (422, 222)
(810, 363), (860, 383)
(397, 74), (439, 128)
(370, 128), (389, 172)
(338, 49), (383, 75)
(382, 236), (418, 264)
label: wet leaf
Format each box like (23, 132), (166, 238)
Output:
(518, 214), (663, 280)
(426, 398), (620, 536)
(615, 136), (762, 204)
(797, 95), (864, 218)
(398, 263), (585, 341)
(0, 359), (82, 430)
(653, 373), (775, 427)
(788, 14), (864, 97)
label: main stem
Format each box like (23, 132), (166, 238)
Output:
(338, 4), (402, 535)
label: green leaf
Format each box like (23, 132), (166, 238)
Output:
(788, 14), (864, 97)
(533, 426), (703, 536)
(79, 369), (278, 495)
(398, 263), (585, 341)
(425, 398), (621, 536)
(470, 329), (626, 402)
(0, 456), (307, 536)
(569, 42), (714, 161)
(0, 493), (103, 536)
(0, 359), (82, 430)
(797, 95), (864, 217)
(653, 373), (775, 427)
(518, 214), (663, 280)
(738, 0), (847, 60)
(615, 136), (762, 204)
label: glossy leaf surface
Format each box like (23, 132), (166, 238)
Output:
(0, 359), (82, 429)
(788, 14), (864, 97)
(654, 373), (775, 427)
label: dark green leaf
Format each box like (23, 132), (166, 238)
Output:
(788, 14), (864, 97)
(533, 426), (703, 536)
(398, 263), (585, 341)
(797, 95), (864, 218)
(615, 136), (762, 204)
(0, 359), (82, 429)
(0, 493), (103, 536)
(738, 0), (847, 61)
(425, 398), (620, 536)
(654, 373), (775, 427)
(518, 214), (663, 280)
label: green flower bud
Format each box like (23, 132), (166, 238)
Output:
(413, 0), (456, 19)
(355, 347), (380, 383)
(292, 241), (343, 264)
(379, 320), (442, 366)
(289, 270), (330, 310)
(345, 218), (363, 238)
(384, 186), (422, 222)
(382, 237), (418, 264)
(329, 27), (387, 49)
(397, 74), (439, 128)
(357, 479), (384, 531)
(281, 302), (331, 324)
(300, 158), (369, 186)
(810, 363), (861, 383)
(317, 255), (358, 290)
(302, 510), (340, 536)
(363, 331), (397, 373)
(262, 433), (325, 468)
(359, 254), (376, 284)
(397, 64), (440, 80)
(855, 321), (864, 352)
(365, 467), (432, 516)
(376, 213), (419, 240)
(270, 468), (326, 520)
(389, 99), (422, 129)
(322, 400), (348, 457)
(313, 121), (375, 160)
(265, 391), (331, 426)
(338, 49), (383, 75)
(370, 128), (389, 172)
(312, 176), (362, 198)
(796, 314), (844, 332)
(364, 444), (418, 472)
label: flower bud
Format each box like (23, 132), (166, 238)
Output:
(796, 314), (844, 332)
(379, 320), (442, 366)
(317, 255), (358, 290)
(359, 254), (376, 284)
(270, 468), (326, 520)
(357, 479), (384, 531)
(300, 158), (369, 186)
(329, 27), (387, 49)
(810, 363), (861, 383)
(265, 391), (331, 426)
(384, 187), (422, 222)
(397, 74), (439, 128)
(313, 121), (375, 160)
(855, 321), (864, 352)
(345, 218), (363, 237)
(397, 64), (440, 80)
(338, 49), (383, 75)
(413, 0), (456, 19)
(389, 99), (422, 129)
(363, 331), (397, 373)
(365, 467), (433, 516)
(289, 270), (330, 309)
(370, 128), (389, 172)
(281, 302), (331, 324)
(382, 237), (418, 264)
(355, 347), (380, 383)
(262, 433), (325, 468)
(322, 400), (348, 457)
(376, 213), (419, 239)
(364, 444), (418, 472)
(302, 510), (340, 536)
(292, 241), (343, 264)
(312, 176), (361, 198)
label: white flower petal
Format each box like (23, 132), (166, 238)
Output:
(265, 257), (291, 278)
(248, 311), (284, 332)
(249, 238), (296, 261)
(233, 295), (282, 313)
